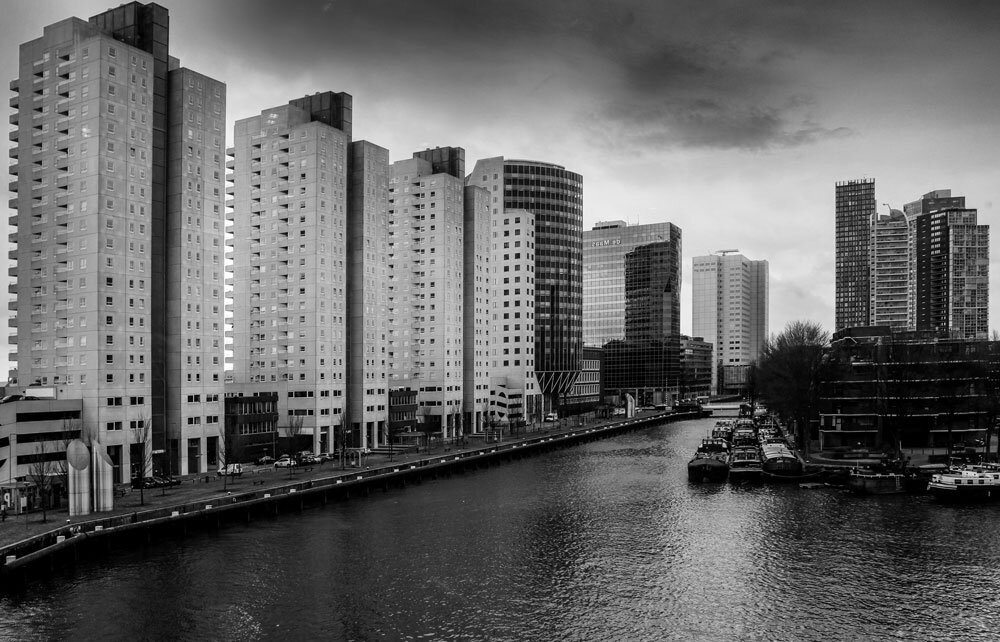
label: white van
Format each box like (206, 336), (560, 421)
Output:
(217, 463), (243, 477)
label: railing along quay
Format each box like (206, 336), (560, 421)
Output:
(0, 410), (705, 588)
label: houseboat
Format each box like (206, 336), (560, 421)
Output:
(927, 464), (1000, 503)
(728, 447), (763, 482)
(688, 438), (729, 482)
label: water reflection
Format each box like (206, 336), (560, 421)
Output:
(3, 417), (1000, 641)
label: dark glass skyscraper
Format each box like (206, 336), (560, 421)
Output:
(835, 178), (876, 331)
(603, 238), (681, 406)
(505, 161), (583, 401)
(467, 158), (583, 410)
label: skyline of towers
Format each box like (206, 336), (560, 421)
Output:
(6, 0), (597, 473)
(7, 2), (226, 480)
(691, 252), (768, 395)
(835, 182), (990, 339)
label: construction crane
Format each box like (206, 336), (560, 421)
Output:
(714, 249), (739, 256)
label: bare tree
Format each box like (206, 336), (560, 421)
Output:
(756, 320), (830, 454)
(284, 414), (304, 478)
(387, 420), (399, 462)
(217, 424), (239, 491)
(482, 411), (506, 444)
(337, 412), (349, 469)
(131, 415), (154, 505)
(27, 442), (54, 523)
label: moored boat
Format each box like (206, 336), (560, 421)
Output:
(728, 447), (763, 482)
(688, 437), (729, 482)
(711, 420), (735, 441)
(927, 464), (1000, 503)
(847, 469), (909, 495)
(760, 442), (803, 477)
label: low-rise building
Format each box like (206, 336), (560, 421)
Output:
(564, 347), (602, 414)
(818, 327), (999, 450)
(679, 336), (713, 400)
(223, 393), (280, 464)
(0, 398), (83, 494)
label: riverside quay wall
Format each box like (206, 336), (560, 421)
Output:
(0, 410), (707, 588)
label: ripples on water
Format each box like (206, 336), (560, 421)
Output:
(4, 417), (1000, 641)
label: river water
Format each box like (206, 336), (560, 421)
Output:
(3, 416), (1000, 641)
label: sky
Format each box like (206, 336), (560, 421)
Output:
(3, 0), (1000, 376)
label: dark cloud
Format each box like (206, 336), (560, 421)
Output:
(231, 0), (854, 151)
(599, 98), (854, 151)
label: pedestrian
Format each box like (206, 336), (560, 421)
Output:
(1, 504), (6, 522)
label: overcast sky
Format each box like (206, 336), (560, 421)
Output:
(3, 0), (1000, 376)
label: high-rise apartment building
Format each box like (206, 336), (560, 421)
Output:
(387, 148), (485, 438)
(228, 92), (389, 452)
(835, 178), (876, 331)
(8, 2), (226, 478)
(869, 209), (909, 329)
(903, 189), (968, 332)
(467, 157), (583, 414)
(913, 207), (989, 338)
(487, 209), (539, 429)
(462, 184), (491, 433)
(903, 189), (966, 218)
(692, 252), (768, 394)
(346, 139), (390, 449)
(582, 220), (680, 347)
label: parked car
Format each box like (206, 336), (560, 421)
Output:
(544, 412), (558, 422)
(296, 454), (317, 465)
(257, 455), (275, 465)
(274, 457), (296, 468)
(154, 476), (181, 487)
(217, 463), (243, 477)
(131, 476), (160, 489)
(317, 452), (335, 462)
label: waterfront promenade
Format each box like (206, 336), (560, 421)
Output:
(0, 410), (694, 580)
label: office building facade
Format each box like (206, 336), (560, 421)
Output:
(692, 252), (768, 394)
(582, 220), (681, 347)
(603, 238), (683, 406)
(467, 157), (583, 413)
(9, 3), (226, 478)
(564, 346), (602, 414)
(679, 336), (713, 400)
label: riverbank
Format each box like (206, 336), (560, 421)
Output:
(0, 410), (705, 586)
